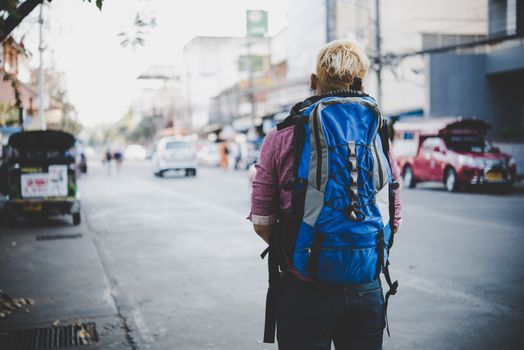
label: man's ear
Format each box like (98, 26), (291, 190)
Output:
(310, 73), (317, 92)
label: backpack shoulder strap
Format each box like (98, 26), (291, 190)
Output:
(378, 120), (391, 163)
(276, 114), (297, 131)
(261, 99), (311, 344)
(276, 98), (310, 131)
(376, 119), (400, 337)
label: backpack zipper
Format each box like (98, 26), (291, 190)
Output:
(313, 112), (322, 190)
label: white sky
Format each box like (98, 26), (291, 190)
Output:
(15, 0), (289, 126)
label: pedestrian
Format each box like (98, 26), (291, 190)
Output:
(249, 40), (402, 350)
(113, 150), (123, 174)
(219, 141), (229, 171)
(233, 142), (242, 170)
(104, 149), (112, 174)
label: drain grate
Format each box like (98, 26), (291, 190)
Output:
(36, 233), (83, 241)
(0, 322), (98, 349)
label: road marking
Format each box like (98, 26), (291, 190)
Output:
(404, 203), (520, 233)
(393, 268), (524, 320)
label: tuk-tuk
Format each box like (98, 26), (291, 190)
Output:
(0, 130), (81, 225)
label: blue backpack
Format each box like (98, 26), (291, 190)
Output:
(262, 90), (399, 343)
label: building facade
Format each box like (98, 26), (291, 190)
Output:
(132, 65), (185, 132)
(183, 36), (269, 130)
(428, 0), (524, 135)
(286, 0), (487, 116)
(0, 36), (36, 129)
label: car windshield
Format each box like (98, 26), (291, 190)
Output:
(165, 141), (191, 150)
(10, 147), (71, 159)
(444, 135), (494, 153)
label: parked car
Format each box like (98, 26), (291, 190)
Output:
(0, 130), (81, 225)
(196, 142), (220, 167)
(152, 138), (197, 177)
(124, 144), (147, 161)
(393, 117), (517, 192)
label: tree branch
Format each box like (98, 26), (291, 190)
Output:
(0, 0), (44, 43)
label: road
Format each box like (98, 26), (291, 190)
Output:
(2, 161), (524, 349)
(82, 161), (524, 350)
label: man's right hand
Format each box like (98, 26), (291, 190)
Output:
(253, 224), (273, 244)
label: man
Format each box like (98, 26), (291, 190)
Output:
(249, 40), (402, 350)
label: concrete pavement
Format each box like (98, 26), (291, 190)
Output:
(0, 212), (133, 348)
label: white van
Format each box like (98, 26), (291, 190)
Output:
(152, 138), (197, 177)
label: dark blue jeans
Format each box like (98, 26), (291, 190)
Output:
(277, 276), (385, 350)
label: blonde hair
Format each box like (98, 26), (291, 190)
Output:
(315, 40), (369, 93)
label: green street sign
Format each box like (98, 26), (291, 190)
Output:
(246, 10), (268, 37)
(239, 55), (267, 72)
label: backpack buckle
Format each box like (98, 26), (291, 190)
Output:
(344, 204), (366, 222)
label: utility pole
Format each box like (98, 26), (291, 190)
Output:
(246, 39), (256, 124)
(245, 10), (268, 127)
(374, 0), (382, 107)
(38, 2), (46, 130)
(326, 0), (336, 43)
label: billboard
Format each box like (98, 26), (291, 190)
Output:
(246, 10), (268, 37)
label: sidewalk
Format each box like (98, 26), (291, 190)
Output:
(0, 216), (131, 349)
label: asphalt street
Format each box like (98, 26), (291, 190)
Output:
(2, 161), (524, 349)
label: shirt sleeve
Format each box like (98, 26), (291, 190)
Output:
(388, 144), (403, 230)
(248, 129), (280, 226)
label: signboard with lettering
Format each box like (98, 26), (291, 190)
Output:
(21, 165), (68, 198)
(246, 10), (268, 37)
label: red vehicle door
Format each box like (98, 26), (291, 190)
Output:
(429, 138), (447, 182)
(413, 138), (435, 181)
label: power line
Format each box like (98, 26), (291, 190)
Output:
(373, 32), (524, 64)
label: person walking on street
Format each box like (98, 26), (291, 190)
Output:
(113, 150), (123, 174)
(219, 141), (229, 171)
(249, 40), (402, 350)
(104, 149), (112, 175)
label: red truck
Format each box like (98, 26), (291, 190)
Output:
(392, 117), (517, 192)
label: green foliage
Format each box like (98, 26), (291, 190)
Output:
(34, 67), (83, 135)
(82, 0), (103, 10)
(119, 13), (156, 48)
(1, 0), (155, 51)
(130, 115), (160, 141)
(89, 111), (163, 147)
(60, 113), (82, 135)
(96, 110), (134, 145)
(0, 102), (19, 126)
(0, 0), (103, 18)
(0, 0), (104, 43)
(0, 0), (17, 14)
